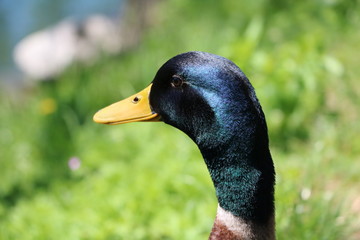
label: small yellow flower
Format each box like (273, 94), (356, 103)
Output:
(40, 98), (57, 115)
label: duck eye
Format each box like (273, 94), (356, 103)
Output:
(171, 75), (184, 88)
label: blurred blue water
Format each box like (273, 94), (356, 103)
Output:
(0, 0), (123, 78)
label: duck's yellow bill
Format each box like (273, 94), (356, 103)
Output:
(93, 84), (160, 125)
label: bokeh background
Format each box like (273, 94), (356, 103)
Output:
(1, 0), (359, 239)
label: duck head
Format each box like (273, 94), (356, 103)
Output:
(94, 51), (275, 229)
(94, 52), (266, 147)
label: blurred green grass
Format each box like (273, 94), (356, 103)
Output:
(1, 0), (360, 239)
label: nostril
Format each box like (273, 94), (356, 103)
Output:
(132, 96), (141, 103)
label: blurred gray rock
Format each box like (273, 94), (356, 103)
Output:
(13, 15), (122, 80)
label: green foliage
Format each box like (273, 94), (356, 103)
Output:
(1, 0), (359, 239)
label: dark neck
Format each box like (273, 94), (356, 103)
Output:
(198, 127), (275, 226)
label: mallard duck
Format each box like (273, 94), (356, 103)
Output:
(93, 51), (275, 240)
